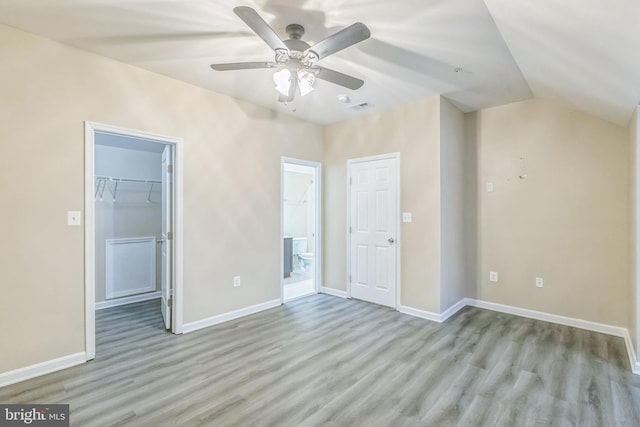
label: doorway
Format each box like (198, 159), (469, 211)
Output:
(347, 153), (400, 308)
(281, 158), (321, 302)
(84, 122), (184, 360)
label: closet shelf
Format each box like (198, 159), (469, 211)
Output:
(96, 176), (161, 185)
(95, 176), (161, 202)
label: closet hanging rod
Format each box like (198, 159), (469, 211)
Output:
(95, 175), (161, 185)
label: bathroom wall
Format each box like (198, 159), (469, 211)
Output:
(284, 170), (314, 251)
(94, 143), (162, 303)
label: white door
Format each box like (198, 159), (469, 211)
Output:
(161, 146), (173, 330)
(349, 156), (398, 308)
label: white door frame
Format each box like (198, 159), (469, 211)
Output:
(281, 157), (322, 303)
(84, 121), (184, 360)
(346, 153), (401, 309)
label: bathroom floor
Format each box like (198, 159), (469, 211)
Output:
(284, 271), (314, 301)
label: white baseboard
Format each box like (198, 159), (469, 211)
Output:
(95, 291), (161, 310)
(440, 299), (469, 322)
(465, 298), (639, 374)
(321, 287), (348, 299)
(465, 298), (628, 337)
(0, 352), (86, 388)
(398, 297), (640, 375)
(398, 298), (468, 323)
(182, 299), (281, 334)
(621, 329), (640, 375)
(397, 305), (443, 322)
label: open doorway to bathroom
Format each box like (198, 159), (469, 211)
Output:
(282, 158), (321, 302)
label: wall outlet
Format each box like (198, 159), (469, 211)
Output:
(536, 277), (544, 288)
(402, 212), (412, 223)
(233, 276), (241, 287)
(489, 271), (498, 282)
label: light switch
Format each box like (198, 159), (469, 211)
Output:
(489, 271), (498, 282)
(67, 211), (82, 226)
(402, 212), (412, 223)
(486, 182), (494, 193)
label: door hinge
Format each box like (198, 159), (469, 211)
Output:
(350, 177), (352, 185)
(349, 226), (352, 234)
(349, 275), (352, 283)
(167, 231), (173, 240)
(167, 164), (173, 174)
(167, 297), (173, 307)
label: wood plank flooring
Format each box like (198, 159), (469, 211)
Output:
(1, 294), (640, 426)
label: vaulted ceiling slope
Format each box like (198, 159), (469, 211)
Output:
(0, 0), (638, 126)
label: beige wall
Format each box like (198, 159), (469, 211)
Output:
(475, 99), (630, 327)
(1, 22), (635, 379)
(630, 106), (639, 350)
(439, 98), (468, 311)
(323, 96), (442, 312)
(0, 24), (322, 374)
(464, 112), (480, 300)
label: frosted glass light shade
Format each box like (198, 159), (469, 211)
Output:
(273, 69), (292, 96)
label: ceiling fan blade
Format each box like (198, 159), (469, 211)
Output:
(315, 67), (364, 90)
(210, 62), (276, 71)
(307, 23), (370, 60)
(234, 6), (288, 52)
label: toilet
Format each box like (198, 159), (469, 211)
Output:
(292, 237), (313, 273)
(298, 252), (313, 272)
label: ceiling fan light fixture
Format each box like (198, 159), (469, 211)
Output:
(297, 69), (315, 96)
(273, 68), (292, 96)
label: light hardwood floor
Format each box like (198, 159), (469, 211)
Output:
(1, 294), (640, 426)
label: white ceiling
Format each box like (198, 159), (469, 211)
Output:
(1, 0), (638, 126)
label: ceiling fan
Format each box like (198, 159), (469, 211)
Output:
(210, 6), (371, 102)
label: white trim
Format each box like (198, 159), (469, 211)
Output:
(440, 298), (468, 322)
(95, 291), (162, 310)
(320, 287), (348, 299)
(632, 105), (640, 374)
(465, 298), (639, 374)
(397, 297), (640, 375)
(622, 329), (640, 375)
(84, 124), (96, 360)
(0, 352), (86, 388)
(182, 299), (281, 334)
(397, 300), (468, 323)
(346, 152), (401, 308)
(281, 158), (322, 304)
(85, 121), (185, 361)
(465, 298), (628, 337)
(398, 305), (442, 322)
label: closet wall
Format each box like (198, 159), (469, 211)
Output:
(94, 136), (163, 303)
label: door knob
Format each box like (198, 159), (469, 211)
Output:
(388, 237), (395, 244)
